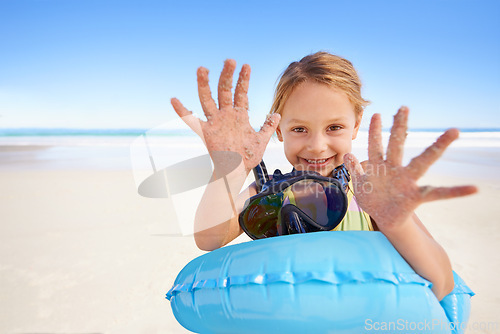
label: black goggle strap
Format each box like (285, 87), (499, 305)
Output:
(274, 164), (350, 192)
(332, 164), (350, 192)
(252, 160), (269, 192)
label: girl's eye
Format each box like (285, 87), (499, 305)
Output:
(328, 125), (342, 131)
(292, 127), (306, 133)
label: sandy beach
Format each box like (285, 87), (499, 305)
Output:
(1, 137), (499, 334)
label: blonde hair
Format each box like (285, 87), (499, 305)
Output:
(270, 51), (369, 117)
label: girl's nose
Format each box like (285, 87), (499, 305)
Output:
(307, 133), (328, 153)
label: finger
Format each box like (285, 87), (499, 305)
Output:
(197, 67), (217, 117)
(171, 98), (204, 139)
(218, 59), (236, 109)
(420, 185), (478, 203)
(257, 113), (281, 143)
(386, 106), (409, 165)
(234, 64), (251, 111)
(368, 113), (384, 162)
(406, 128), (459, 179)
(343, 153), (365, 180)
(360, 160), (369, 172)
(171, 97), (191, 118)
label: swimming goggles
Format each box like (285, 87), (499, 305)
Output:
(239, 162), (349, 240)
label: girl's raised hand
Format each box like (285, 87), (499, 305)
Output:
(171, 59), (281, 174)
(344, 107), (478, 232)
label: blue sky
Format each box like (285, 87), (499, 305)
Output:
(1, 0), (499, 130)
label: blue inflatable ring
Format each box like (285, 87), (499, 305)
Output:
(166, 231), (473, 334)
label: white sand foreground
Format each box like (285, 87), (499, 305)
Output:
(0, 148), (499, 334)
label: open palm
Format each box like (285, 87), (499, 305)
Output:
(344, 107), (477, 231)
(171, 59), (280, 175)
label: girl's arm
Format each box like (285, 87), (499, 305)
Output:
(345, 107), (477, 300)
(171, 59), (279, 250)
(381, 214), (454, 300)
(193, 167), (257, 251)
(372, 212), (453, 298)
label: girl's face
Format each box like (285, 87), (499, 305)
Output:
(276, 81), (361, 177)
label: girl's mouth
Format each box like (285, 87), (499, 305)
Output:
(306, 158), (327, 164)
(300, 156), (334, 168)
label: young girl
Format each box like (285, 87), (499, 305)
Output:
(170, 51), (477, 301)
